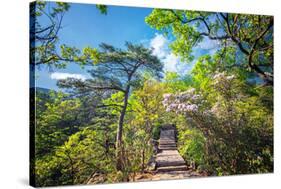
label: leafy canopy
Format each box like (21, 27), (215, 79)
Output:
(146, 10), (273, 85)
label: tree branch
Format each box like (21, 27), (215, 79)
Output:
(247, 18), (273, 85)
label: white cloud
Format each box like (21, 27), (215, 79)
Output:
(163, 53), (180, 72)
(50, 72), (86, 81)
(149, 33), (182, 73)
(150, 33), (168, 59)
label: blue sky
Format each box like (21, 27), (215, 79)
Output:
(35, 2), (218, 90)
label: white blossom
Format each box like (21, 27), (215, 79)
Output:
(213, 72), (236, 87)
(163, 93), (171, 99)
(162, 88), (201, 114)
(226, 75), (235, 80)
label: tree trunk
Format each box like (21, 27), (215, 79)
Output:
(116, 86), (130, 171)
(141, 148), (145, 173)
(66, 151), (75, 184)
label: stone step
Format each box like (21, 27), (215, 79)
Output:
(159, 142), (176, 144)
(161, 125), (175, 130)
(159, 139), (176, 142)
(159, 137), (175, 139)
(157, 160), (186, 167)
(159, 144), (176, 146)
(159, 143), (176, 145)
(159, 140), (176, 144)
(158, 146), (177, 150)
(159, 143), (176, 146)
(157, 165), (188, 172)
(158, 145), (177, 149)
(159, 139), (176, 143)
(155, 125), (189, 174)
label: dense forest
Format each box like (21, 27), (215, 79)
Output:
(30, 1), (273, 187)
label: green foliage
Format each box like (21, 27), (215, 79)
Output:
(96, 5), (107, 15)
(35, 128), (115, 186)
(163, 69), (273, 175)
(34, 65), (273, 185)
(164, 72), (191, 92)
(152, 123), (161, 140)
(33, 6), (273, 186)
(178, 127), (206, 166)
(35, 91), (82, 157)
(30, 1), (71, 68)
(121, 79), (166, 175)
(34, 88), (117, 186)
(129, 79), (165, 126)
(82, 46), (100, 64)
(146, 9), (273, 85)
(31, 1), (107, 69)
(52, 2), (70, 16)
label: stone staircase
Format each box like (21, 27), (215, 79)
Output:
(156, 125), (188, 173)
(87, 124), (204, 184)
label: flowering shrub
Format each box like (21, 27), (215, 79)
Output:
(162, 88), (201, 114)
(162, 72), (236, 115)
(212, 72), (236, 98)
(162, 71), (273, 175)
